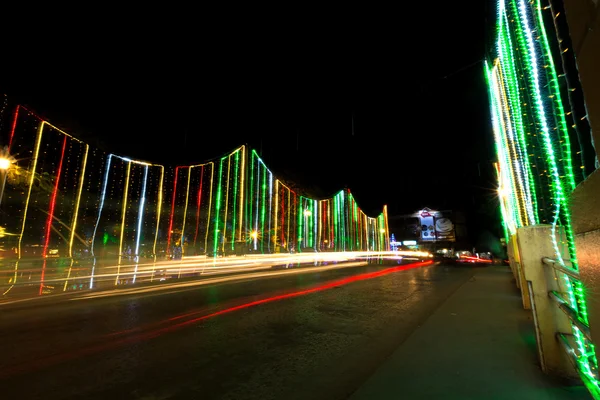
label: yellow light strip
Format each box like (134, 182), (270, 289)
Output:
(153, 165), (164, 259)
(43, 121), (85, 143)
(116, 161), (131, 284)
(63, 258), (75, 292)
(17, 121), (45, 259)
(495, 67), (529, 225)
(68, 144), (89, 258)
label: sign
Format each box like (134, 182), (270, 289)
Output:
(435, 217), (455, 242)
(419, 214), (436, 241)
(415, 207), (456, 242)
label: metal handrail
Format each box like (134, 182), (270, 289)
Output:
(549, 290), (593, 342)
(542, 256), (599, 390)
(557, 333), (600, 395)
(542, 257), (580, 279)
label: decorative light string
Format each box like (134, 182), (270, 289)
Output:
(487, 0), (598, 388)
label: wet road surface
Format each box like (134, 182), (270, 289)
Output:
(0, 260), (477, 400)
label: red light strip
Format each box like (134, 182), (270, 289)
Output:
(39, 136), (68, 295)
(8, 105), (20, 150)
(42, 136), (67, 258)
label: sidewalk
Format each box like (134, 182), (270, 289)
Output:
(349, 265), (592, 400)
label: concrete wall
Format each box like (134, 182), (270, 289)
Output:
(563, 0), (600, 161)
(563, 0), (600, 343)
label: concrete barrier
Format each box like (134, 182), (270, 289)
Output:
(516, 225), (579, 380)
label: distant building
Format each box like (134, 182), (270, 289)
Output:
(388, 207), (469, 252)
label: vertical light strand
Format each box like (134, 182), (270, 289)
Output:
(260, 161), (267, 253)
(7, 104), (20, 150)
(534, 0), (576, 192)
(18, 121), (45, 259)
(268, 170), (273, 253)
(318, 200), (324, 250)
(287, 188), (291, 250)
(42, 135), (68, 258)
(116, 161), (132, 284)
(212, 157), (225, 256)
(132, 165), (148, 284)
(238, 145), (246, 242)
(204, 162), (215, 254)
(274, 180), (279, 252)
(254, 156), (260, 250)
(180, 166), (192, 258)
(301, 196), (304, 248)
(68, 144), (89, 258)
(231, 151), (239, 250)
(91, 154), (112, 258)
(310, 199), (315, 250)
(384, 204), (390, 251)
(153, 165), (164, 260)
(222, 154), (232, 254)
(193, 165), (204, 248)
(166, 166), (180, 254)
(134, 165), (149, 262)
(248, 150), (255, 245)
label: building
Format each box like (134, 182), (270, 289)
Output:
(388, 207), (469, 253)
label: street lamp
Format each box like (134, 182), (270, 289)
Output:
(0, 146), (16, 207)
(250, 230), (258, 250)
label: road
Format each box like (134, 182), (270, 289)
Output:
(0, 259), (477, 400)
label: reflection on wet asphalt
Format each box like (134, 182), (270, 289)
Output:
(0, 261), (475, 400)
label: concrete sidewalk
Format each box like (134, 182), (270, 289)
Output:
(349, 265), (592, 400)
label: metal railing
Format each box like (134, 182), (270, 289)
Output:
(542, 257), (600, 397)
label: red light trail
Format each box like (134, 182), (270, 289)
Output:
(0, 260), (433, 378)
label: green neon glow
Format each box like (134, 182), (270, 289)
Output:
(488, 0), (598, 388)
(212, 157), (225, 256)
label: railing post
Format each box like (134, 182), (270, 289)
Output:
(516, 224), (579, 380)
(508, 232), (531, 309)
(507, 233), (520, 288)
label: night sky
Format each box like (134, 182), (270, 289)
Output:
(1, 2), (500, 236)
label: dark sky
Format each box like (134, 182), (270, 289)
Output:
(1, 3), (497, 218)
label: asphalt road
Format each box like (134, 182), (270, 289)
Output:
(0, 260), (477, 400)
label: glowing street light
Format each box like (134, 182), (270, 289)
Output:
(0, 146), (16, 208)
(0, 157), (11, 170)
(250, 230), (258, 251)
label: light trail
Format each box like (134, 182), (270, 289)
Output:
(0, 260), (433, 378)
